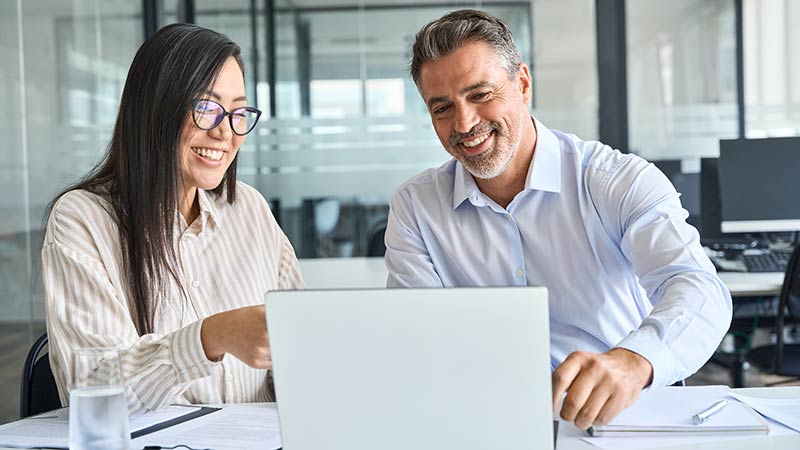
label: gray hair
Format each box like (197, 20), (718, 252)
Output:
(410, 9), (522, 86)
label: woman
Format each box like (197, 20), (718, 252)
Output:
(42, 23), (303, 414)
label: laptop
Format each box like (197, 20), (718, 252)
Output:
(265, 287), (553, 450)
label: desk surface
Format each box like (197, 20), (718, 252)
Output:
(299, 257), (785, 297)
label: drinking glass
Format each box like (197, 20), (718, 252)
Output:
(69, 348), (130, 450)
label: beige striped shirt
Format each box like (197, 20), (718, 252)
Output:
(42, 181), (304, 414)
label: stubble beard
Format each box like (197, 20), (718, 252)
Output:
(448, 122), (522, 180)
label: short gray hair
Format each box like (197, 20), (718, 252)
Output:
(410, 9), (522, 86)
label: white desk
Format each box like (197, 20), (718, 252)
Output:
(299, 257), (388, 289)
(718, 272), (784, 297)
(300, 257), (786, 298)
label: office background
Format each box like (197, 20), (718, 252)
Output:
(0, 0), (798, 424)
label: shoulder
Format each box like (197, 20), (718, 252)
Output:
(46, 189), (117, 248)
(234, 180), (270, 207)
(225, 180), (283, 234)
(49, 190), (114, 229)
(393, 159), (456, 205)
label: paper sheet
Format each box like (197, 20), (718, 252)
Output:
(731, 393), (800, 433)
(131, 404), (282, 450)
(0, 405), (201, 449)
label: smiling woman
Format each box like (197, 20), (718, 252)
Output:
(41, 23), (304, 415)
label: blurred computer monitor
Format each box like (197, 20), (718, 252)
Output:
(718, 137), (800, 233)
(700, 157), (722, 239)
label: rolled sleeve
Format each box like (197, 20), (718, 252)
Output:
(170, 319), (219, 383)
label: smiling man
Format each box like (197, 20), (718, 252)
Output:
(385, 9), (732, 430)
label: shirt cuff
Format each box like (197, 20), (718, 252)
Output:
(615, 330), (682, 389)
(169, 319), (219, 383)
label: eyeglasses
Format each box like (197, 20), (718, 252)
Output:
(192, 99), (262, 136)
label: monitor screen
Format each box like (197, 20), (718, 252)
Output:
(718, 137), (800, 233)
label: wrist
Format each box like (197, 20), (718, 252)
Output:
(200, 315), (226, 362)
(610, 347), (653, 388)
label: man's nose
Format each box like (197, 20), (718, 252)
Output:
(453, 106), (480, 134)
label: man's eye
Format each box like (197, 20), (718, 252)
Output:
(472, 92), (490, 101)
(433, 105), (450, 115)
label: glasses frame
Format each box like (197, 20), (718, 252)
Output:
(192, 99), (262, 136)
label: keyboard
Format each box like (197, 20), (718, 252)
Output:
(740, 249), (792, 273)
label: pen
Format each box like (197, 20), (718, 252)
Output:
(692, 400), (728, 424)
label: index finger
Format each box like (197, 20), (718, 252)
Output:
(551, 356), (582, 411)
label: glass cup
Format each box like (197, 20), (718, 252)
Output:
(69, 348), (130, 450)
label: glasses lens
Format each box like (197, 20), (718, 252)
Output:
(193, 100), (223, 130)
(231, 107), (261, 135)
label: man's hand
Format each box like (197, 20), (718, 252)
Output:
(200, 304), (272, 369)
(552, 348), (653, 430)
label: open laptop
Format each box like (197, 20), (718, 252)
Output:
(265, 287), (553, 450)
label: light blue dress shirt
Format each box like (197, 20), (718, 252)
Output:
(385, 118), (732, 388)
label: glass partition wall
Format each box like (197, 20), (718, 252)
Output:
(1, 0), (142, 423)
(195, 2), (536, 258)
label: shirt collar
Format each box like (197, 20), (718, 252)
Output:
(195, 188), (222, 231)
(451, 116), (562, 210)
(453, 161), (481, 209)
(525, 117), (562, 194)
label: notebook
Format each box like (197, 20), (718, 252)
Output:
(586, 385), (769, 437)
(265, 287), (553, 450)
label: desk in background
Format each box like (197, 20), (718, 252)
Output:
(300, 257), (786, 297)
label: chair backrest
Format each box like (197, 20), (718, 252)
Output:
(20, 333), (61, 418)
(773, 244), (800, 371)
(366, 219), (387, 257)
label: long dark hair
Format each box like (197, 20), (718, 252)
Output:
(46, 23), (245, 335)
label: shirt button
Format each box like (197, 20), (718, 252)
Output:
(191, 367), (199, 375)
(514, 269), (524, 278)
(191, 280), (200, 288)
(226, 374), (234, 382)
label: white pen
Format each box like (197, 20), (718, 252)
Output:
(692, 400), (728, 424)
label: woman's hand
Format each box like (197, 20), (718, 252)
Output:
(200, 304), (272, 368)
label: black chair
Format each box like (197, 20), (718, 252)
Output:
(366, 219), (387, 257)
(20, 333), (61, 418)
(745, 244), (800, 384)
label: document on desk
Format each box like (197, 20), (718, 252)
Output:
(578, 386), (792, 450)
(731, 392), (800, 433)
(131, 404), (282, 450)
(587, 386), (768, 436)
(0, 405), (202, 449)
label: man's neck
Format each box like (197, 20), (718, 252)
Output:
(475, 118), (537, 209)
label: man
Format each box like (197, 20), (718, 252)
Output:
(385, 9), (732, 430)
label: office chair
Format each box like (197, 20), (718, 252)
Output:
(20, 333), (61, 418)
(745, 244), (800, 384)
(366, 219), (387, 257)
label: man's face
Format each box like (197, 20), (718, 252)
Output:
(418, 41), (532, 179)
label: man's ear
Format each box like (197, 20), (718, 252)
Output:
(517, 63), (532, 104)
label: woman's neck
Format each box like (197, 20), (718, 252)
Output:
(179, 186), (200, 224)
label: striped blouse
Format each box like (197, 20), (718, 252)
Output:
(42, 181), (304, 414)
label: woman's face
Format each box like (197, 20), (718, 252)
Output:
(179, 56), (247, 195)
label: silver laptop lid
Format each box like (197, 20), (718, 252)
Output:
(266, 287), (552, 450)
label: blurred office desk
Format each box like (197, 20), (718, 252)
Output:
(718, 272), (784, 297)
(299, 257), (785, 297)
(299, 257), (387, 289)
